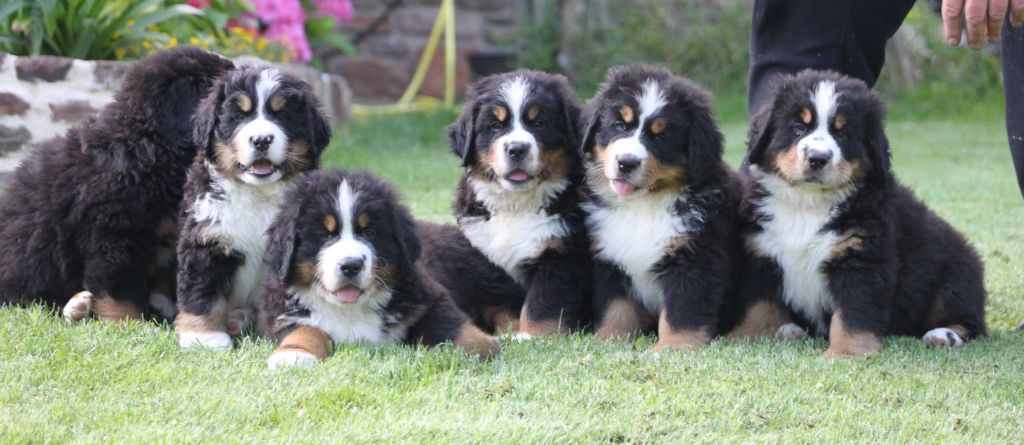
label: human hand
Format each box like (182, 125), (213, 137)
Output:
(942, 0), (1024, 50)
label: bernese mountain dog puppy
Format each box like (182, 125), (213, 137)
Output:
(418, 69), (591, 337)
(730, 70), (987, 356)
(174, 65), (331, 350)
(0, 47), (233, 322)
(260, 170), (500, 369)
(580, 65), (743, 352)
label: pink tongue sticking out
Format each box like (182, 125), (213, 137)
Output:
(249, 159), (275, 175)
(611, 179), (635, 197)
(507, 170), (530, 182)
(335, 286), (362, 303)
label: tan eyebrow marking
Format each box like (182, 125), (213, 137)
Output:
(323, 214), (337, 233)
(619, 105), (634, 124)
(834, 114), (847, 130)
(236, 94), (252, 113)
(270, 94), (287, 112)
(357, 212), (370, 230)
(492, 105), (508, 122)
(526, 105), (540, 121)
(650, 117), (667, 135)
(800, 108), (812, 125)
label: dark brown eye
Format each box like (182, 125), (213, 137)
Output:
(532, 119), (546, 128)
(791, 123), (807, 136)
(490, 120), (503, 130)
(614, 121), (627, 132)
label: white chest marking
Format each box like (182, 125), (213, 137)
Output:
(192, 164), (289, 307)
(749, 169), (852, 334)
(287, 287), (403, 345)
(585, 191), (695, 314)
(460, 178), (569, 284)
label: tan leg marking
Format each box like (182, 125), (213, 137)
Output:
(824, 310), (882, 358)
(174, 299), (229, 333)
(276, 325), (331, 359)
(91, 293), (144, 323)
(452, 322), (501, 360)
(651, 310), (711, 353)
(726, 300), (792, 339)
(519, 303), (568, 336)
(595, 298), (653, 341)
(483, 306), (520, 334)
(829, 229), (866, 260)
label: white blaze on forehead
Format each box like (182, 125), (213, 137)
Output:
(608, 79), (666, 166)
(233, 67), (288, 182)
(493, 75), (539, 183)
(317, 180), (374, 293)
(797, 80), (842, 166)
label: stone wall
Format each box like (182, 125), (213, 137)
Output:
(0, 52), (352, 173)
(326, 0), (518, 102)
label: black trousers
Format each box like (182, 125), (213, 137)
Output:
(749, 0), (1024, 199)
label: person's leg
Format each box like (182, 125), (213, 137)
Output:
(748, 0), (916, 118)
(1002, 18), (1024, 199)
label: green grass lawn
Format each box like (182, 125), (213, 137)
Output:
(2, 110), (1023, 443)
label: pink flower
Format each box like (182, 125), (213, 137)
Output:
(251, 0), (311, 61)
(315, 0), (353, 21)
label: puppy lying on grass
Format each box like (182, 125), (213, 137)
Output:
(260, 170), (500, 369)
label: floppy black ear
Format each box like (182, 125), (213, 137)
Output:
(865, 113), (892, 183)
(304, 88), (333, 163)
(264, 199), (301, 286)
(553, 75), (582, 153)
(745, 103), (775, 168)
(445, 102), (478, 166)
(192, 76), (227, 159)
(578, 98), (603, 157)
(686, 104), (725, 187)
(390, 201), (422, 278)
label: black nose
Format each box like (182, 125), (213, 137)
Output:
(340, 257), (364, 278)
(250, 134), (274, 152)
(807, 150), (832, 171)
(617, 155), (642, 174)
(506, 142), (529, 161)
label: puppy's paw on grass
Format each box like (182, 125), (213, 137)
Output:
(268, 350), (319, 370)
(177, 331), (232, 351)
(922, 327), (965, 348)
(776, 323), (807, 340)
(62, 291), (93, 322)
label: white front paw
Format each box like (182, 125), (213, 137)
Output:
(776, 323), (807, 340)
(63, 291), (93, 322)
(507, 332), (534, 342)
(267, 350), (319, 370)
(922, 327), (965, 348)
(178, 331), (232, 351)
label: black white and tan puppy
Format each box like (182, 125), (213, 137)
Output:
(580, 65), (743, 352)
(174, 65), (331, 350)
(730, 69), (987, 356)
(419, 69), (591, 337)
(0, 47), (233, 322)
(261, 170), (500, 369)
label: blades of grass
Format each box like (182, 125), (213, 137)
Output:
(68, 18), (96, 59)
(132, 4), (202, 30)
(28, 9), (43, 56)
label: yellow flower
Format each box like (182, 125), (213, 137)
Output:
(113, 31), (121, 40)
(143, 40), (152, 50)
(189, 37), (199, 46)
(127, 19), (135, 26)
(167, 37), (177, 48)
(115, 47), (126, 59)
(256, 38), (266, 52)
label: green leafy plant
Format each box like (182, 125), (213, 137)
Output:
(0, 0), (200, 60)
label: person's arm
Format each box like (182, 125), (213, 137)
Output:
(943, 0), (1024, 49)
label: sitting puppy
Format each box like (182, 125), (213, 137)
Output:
(261, 170), (500, 369)
(580, 66), (743, 352)
(419, 70), (591, 336)
(174, 65), (331, 350)
(0, 47), (233, 321)
(730, 70), (987, 356)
